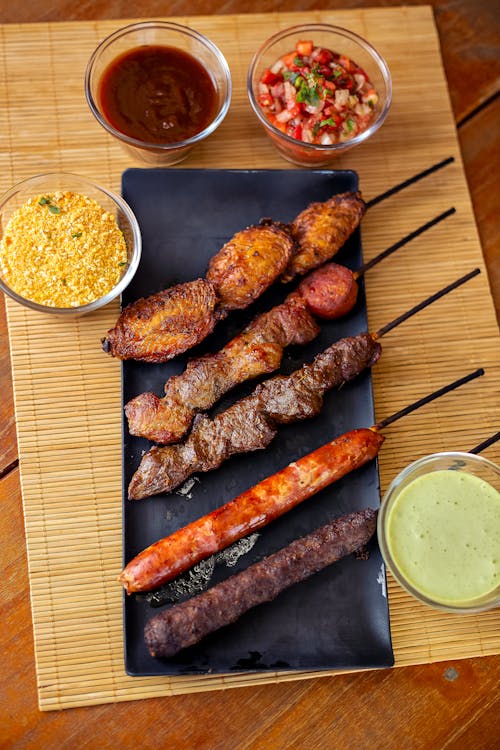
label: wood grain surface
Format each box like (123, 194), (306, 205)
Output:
(1, 2), (499, 748)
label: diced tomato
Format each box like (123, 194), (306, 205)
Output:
(339, 54), (351, 71)
(296, 40), (313, 56)
(258, 92), (274, 108)
(260, 68), (282, 86)
(282, 52), (300, 69)
(314, 49), (334, 65)
(289, 123), (303, 140)
(324, 80), (336, 92)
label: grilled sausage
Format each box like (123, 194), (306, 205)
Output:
(120, 428), (384, 593)
(144, 508), (378, 659)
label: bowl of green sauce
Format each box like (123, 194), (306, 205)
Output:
(378, 452), (500, 613)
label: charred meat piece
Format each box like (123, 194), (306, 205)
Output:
(144, 508), (378, 659)
(206, 222), (296, 311)
(125, 263), (358, 444)
(283, 191), (366, 282)
(128, 333), (382, 500)
(125, 290), (319, 444)
(101, 279), (218, 363)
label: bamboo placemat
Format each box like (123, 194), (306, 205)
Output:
(1, 8), (499, 711)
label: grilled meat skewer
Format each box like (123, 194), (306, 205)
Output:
(126, 208), (454, 443)
(125, 264), (341, 444)
(127, 269), (480, 500)
(144, 509), (377, 659)
(102, 222), (296, 363)
(128, 333), (381, 500)
(102, 192), (365, 363)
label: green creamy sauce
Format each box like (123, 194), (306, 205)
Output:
(387, 470), (500, 605)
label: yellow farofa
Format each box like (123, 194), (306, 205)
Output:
(0, 191), (128, 307)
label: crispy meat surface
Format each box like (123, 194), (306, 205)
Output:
(283, 192), (366, 282)
(125, 291), (319, 444)
(206, 223), (296, 311)
(128, 333), (382, 499)
(101, 278), (218, 363)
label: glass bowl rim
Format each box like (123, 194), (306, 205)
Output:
(0, 171), (142, 315)
(377, 450), (500, 614)
(247, 22), (392, 154)
(85, 20), (233, 152)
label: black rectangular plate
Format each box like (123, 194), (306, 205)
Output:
(121, 168), (393, 677)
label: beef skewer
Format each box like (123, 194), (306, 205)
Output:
(144, 508), (378, 659)
(126, 208), (455, 444)
(127, 268), (480, 501)
(120, 368), (484, 594)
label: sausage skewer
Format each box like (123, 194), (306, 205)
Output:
(144, 508), (378, 659)
(128, 269), (480, 501)
(121, 367), (484, 594)
(126, 208), (455, 444)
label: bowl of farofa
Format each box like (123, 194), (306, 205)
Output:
(0, 173), (141, 315)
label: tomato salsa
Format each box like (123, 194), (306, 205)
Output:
(98, 45), (218, 144)
(257, 40), (378, 145)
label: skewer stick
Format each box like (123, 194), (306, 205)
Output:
(469, 432), (500, 455)
(366, 156), (455, 209)
(354, 208), (456, 279)
(373, 268), (480, 339)
(374, 368), (485, 431)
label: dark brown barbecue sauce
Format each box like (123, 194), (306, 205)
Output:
(98, 45), (218, 144)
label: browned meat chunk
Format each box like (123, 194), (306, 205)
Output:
(101, 279), (218, 363)
(206, 223), (295, 311)
(283, 192), (366, 282)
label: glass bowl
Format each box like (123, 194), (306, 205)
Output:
(247, 23), (392, 167)
(0, 172), (141, 316)
(85, 21), (232, 166)
(378, 452), (500, 614)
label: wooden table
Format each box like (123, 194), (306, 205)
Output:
(1, 2), (498, 748)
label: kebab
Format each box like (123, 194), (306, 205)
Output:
(144, 509), (378, 659)
(102, 192), (364, 362)
(127, 269), (480, 501)
(125, 209), (454, 444)
(120, 368), (484, 595)
(103, 157), (455, 364)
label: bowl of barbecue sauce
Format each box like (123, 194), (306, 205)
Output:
(85, 21), (232, 166)
(378, 452), (500, 613)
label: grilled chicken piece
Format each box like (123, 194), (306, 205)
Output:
(206, 223), (296, 311)
(101, 278), (218, 363)
(282, 192), (366, 282)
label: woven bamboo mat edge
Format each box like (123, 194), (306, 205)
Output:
(2, 7), (499, 711)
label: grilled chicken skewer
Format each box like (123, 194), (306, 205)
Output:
(122, 368), (484, 595)
(128, 269), (480, 500)
(102, 193), (365, 362)
(103, 157), (455, 364)
(126, 209), (454, 444)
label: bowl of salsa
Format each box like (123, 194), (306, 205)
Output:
(378, 452), (500, 613)
(85, 21), (232, 166)
(247, 24), (392, 167)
